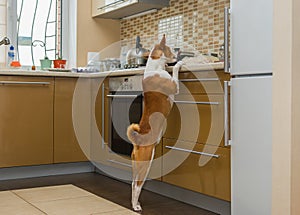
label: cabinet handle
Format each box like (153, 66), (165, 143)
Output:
(98, 0), (126, 11)
(107, 94), (138, 99)
(107, 159), (132, 168)
(165, 146), (219, 158)
(174, 100), (219, 105)
(224, 7), (231, 73)
(0, 81), (50, 86)
(179, 78), (219, 82)
(224, 81), (230, 146)
(101, 84), (105, 149)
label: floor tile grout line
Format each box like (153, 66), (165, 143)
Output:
(11, 190), (93, 204)
(9, 191), (48, 215)
(10, 190), (132, 215)
(10, 184), (94, 203)
(9, 187), (134, 215)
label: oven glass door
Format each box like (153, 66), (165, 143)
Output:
(109, 91), (143, 156)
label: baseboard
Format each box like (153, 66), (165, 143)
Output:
(0, 162), (94, 181)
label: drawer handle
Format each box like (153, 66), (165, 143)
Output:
(165, 146), (219, 158)
(107, 159), (132, 168)
(174, 100), (219, 105)
(107, 94), (138, 99)
(0, 81), (50, 86)
(101, 84), (105, 149)
(179, 78), (219, 82)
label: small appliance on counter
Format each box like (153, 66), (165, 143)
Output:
(125, 36), (150, 68)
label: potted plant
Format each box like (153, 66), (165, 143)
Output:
(40, 56), (52, 70)
(53, 53), (67, 68)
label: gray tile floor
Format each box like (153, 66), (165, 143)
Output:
(0, 173), (218, 215)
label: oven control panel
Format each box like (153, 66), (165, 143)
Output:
(109, 75), (143, 92)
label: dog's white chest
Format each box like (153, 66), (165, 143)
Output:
(144, 58), (173, 80)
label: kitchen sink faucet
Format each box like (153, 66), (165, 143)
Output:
(0, 37), (10, 46)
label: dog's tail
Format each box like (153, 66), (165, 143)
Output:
(127, 123), (156, 146)
(127, 124), (141, 145)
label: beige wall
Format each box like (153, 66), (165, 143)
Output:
(272, 0), (300, 214)
(291, 0), (300, 213)
(76, 0), (120, 67)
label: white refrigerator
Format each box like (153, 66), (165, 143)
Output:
(227, 0), (273, 214)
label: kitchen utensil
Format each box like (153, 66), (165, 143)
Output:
(126, 36), (149, 66)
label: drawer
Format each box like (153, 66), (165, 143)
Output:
(162, 138), (231, 201)
(165, 94), (226, 147)
(178, 71), (230, 95)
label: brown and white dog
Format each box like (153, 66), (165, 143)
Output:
(127, 35), (183, 212)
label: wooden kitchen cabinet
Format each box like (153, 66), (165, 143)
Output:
(161, 70), (231, 201)
(90, 77), (109, 164)
(0, 76), (54, 167)
(164, 94), (225, 147)
(54, 77), (88, 163)
(177, 70), (229, 95)
(164, 70), (230, 147)
(162, 138), (231, 201)
(91, 0), (102, 17)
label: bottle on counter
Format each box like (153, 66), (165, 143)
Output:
(7, 45), (15, 67)
(7, 45), (21, 68)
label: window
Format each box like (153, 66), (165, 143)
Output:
(6, 0), (61, 67)
(6, 0), (76, 68)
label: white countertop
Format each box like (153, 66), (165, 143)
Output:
(0, 62), (224, 78)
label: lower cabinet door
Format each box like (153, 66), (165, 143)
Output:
(54, 77), (88, 163)
(162, 138), (231, 201)
(0, 76), (54, 167)
(164, 95), (225, 147)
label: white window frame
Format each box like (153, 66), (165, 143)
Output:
(6, 0), (77, 68)
(61, 0), (77, 68)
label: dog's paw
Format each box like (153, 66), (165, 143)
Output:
(132, 202), (142, 212)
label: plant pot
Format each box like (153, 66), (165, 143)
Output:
(40, 59), (52, 70)
(53, 59), (67, 68)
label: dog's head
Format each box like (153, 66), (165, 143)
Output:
(149, 35), (175, 63)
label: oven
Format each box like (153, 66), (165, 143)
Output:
(107, 75), (143, 157)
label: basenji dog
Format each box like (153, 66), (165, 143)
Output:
(127, 35), (183, 212)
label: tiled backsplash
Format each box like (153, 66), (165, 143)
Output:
(120, 0), (230, 55)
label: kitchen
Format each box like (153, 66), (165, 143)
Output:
(0, 0), (299, 215)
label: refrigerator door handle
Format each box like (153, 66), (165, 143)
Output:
(224, 81), (231, 146)
(224, 7), (231, 73)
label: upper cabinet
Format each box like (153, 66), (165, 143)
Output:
(92, 0), (169, 19)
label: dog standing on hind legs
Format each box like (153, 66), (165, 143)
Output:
(127, 35), (183, 212)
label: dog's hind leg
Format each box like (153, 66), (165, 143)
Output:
(131, 144), (155, 211)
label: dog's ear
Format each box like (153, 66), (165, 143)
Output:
(150, 45), (162, 60)
(160, 34), (166, 48)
